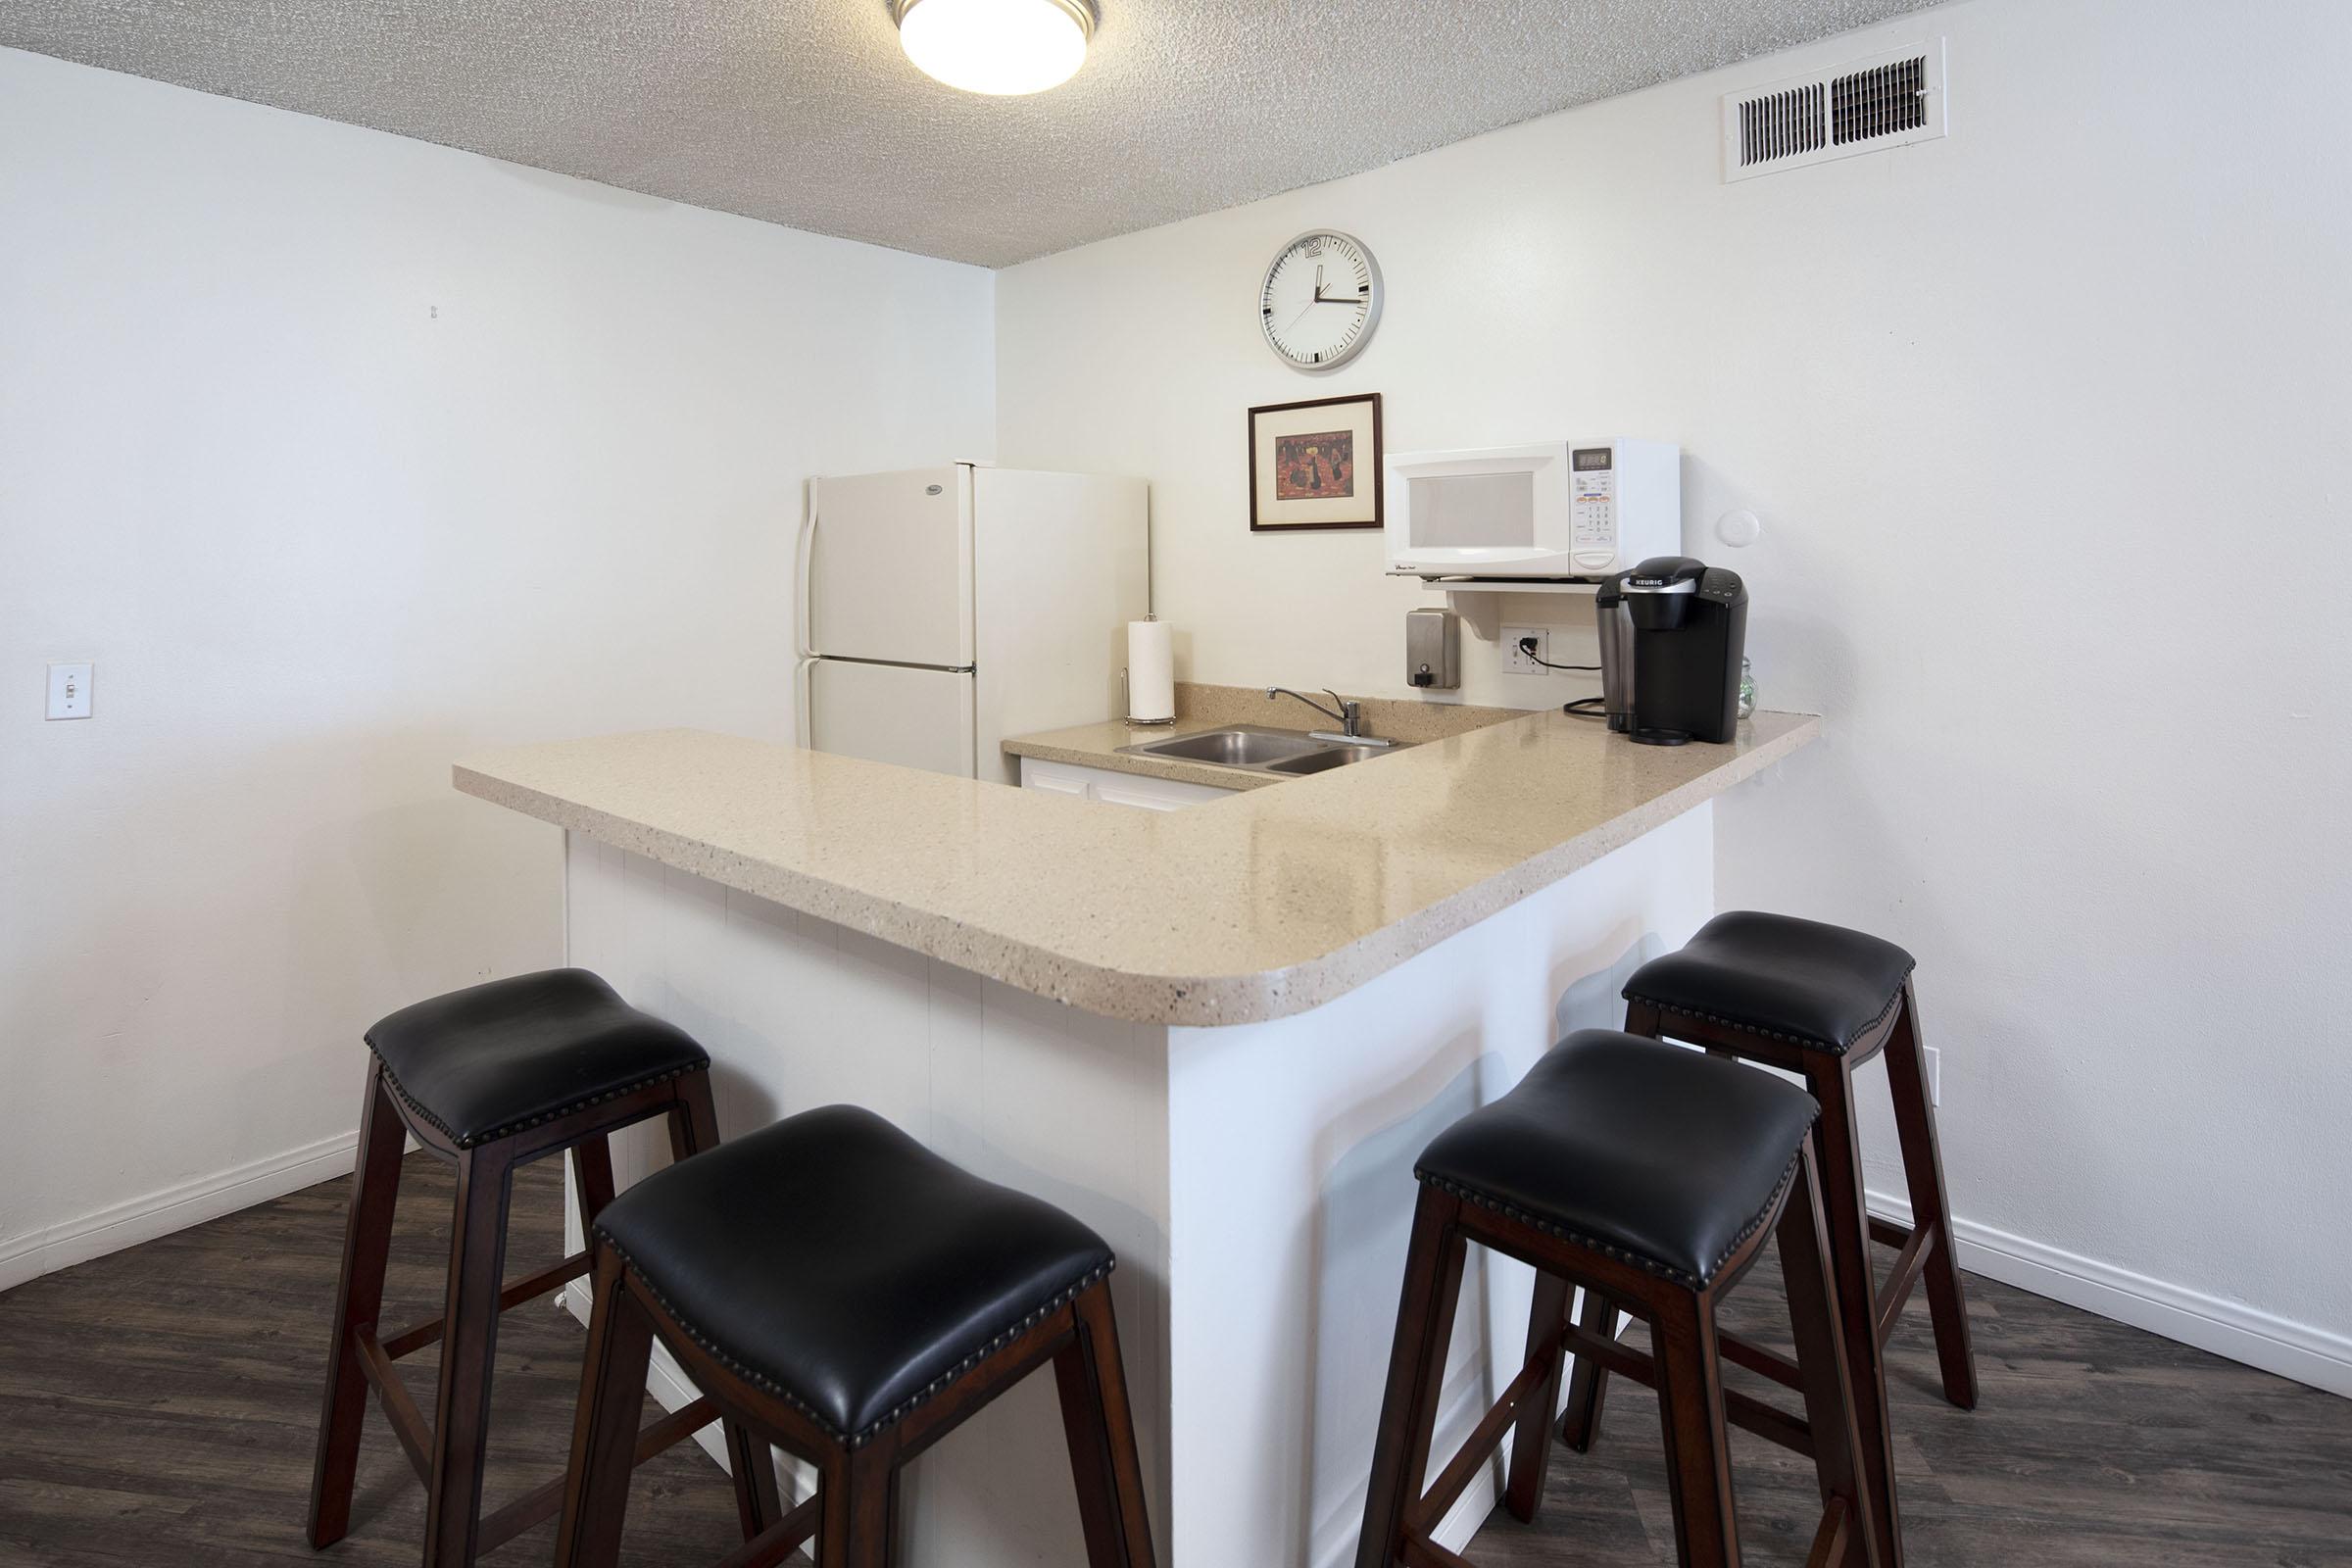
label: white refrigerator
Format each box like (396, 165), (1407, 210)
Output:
(797, 465), (1150, 784)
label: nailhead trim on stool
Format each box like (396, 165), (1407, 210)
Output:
(597, 1231), (1117, 1450)
(370, 1049), (703, 1150)
(1629, 981), (1907, 1055)
(1416, 1150), (1802, 1291)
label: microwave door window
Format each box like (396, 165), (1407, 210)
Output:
(1408, 472), (1537, 549)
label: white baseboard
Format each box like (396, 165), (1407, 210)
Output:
(0, 1130), (363, 1295)
(1867, 1189), (2352, 1398)
(1427, 1457), (1504, 1557)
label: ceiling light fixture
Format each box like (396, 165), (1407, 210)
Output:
(892, 0), (1097, 96)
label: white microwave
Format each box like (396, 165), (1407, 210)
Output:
(1385, 439), (1680, 580)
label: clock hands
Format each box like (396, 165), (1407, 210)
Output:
(1306, 264), (1368, 304)
(1263, 234), (1379, 366)
(1278, 281), (1366, 344)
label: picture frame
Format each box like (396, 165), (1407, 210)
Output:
(1248, 392), (1383, 531)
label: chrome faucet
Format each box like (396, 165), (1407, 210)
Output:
(1265, 686), (1382, 744)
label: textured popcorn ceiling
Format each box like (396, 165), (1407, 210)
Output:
(0, 0), (1941, 266)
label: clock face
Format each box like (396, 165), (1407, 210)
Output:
(1259, 230), (1382, 371)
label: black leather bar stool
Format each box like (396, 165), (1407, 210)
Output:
(1560, 914), (1973, 1568)
(553, 1103), (1155, 1568)
(307, 969), (781, 1567)
(1357, 1031), (1886, 1568)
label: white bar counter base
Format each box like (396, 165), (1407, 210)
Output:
(454, 711), (1818, 1568)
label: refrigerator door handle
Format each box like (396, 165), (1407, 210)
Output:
(794, 656), (814, 750)
(795, 499), (820, 659)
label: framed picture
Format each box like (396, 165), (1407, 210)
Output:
(1249, 392), (1383, 531)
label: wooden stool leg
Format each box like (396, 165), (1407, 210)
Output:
(817, 1445), (897, 1568)
(1053, 1279), (1158, 1568)
(1503, 1270), (1571, 1521)
(663, 1071), (787, 1537)
(1354, 1188), (1467, 1568)
(1652, 1292), (1740, 1568)
(1573, 995), (1673, 1457)
(1777, 1143), (1883, 1568)
(668, 1068), (724, 1164)
(1808, 1061), (1904, 1568)
(1556, 1284), (1620, 1453)
(421, 1144), (514, 1568)
(572, 1133), (616, 1231)
(554, 1250), (655, 1568)
(1882, 980), (1978, 1410)
(307, 1061), (411, 1547)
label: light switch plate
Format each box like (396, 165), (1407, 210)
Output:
(46, 662), (92, 720)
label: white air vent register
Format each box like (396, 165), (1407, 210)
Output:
(1723, 38), (1947, 181)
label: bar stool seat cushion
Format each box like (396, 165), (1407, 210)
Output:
(1416, 1031), (1818, 1288)
(366, 968), (709, 1149)
(593, 1104), (1115, 1447)
(1624, 911), (1916, 1054)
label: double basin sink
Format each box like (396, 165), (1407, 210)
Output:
(1117, 724), (1407, 778)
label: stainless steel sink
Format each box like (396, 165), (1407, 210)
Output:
(1118, 725), (1405, 777)
(1262, 745), (1393, 775)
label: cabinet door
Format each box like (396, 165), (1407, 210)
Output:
(1019, 757), (1238, 810)
(1095, 775), (1228, 811)
(1019, 758), (1094, 799)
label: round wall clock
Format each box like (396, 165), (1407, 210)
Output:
(1259, 229), (1383, 371)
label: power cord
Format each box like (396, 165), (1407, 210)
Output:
(1518, 635), (1598, 672)
(1561, 697), (1607, 720)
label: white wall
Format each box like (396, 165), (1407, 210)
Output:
(0, 48), (996, 1286)
(998, 0), (2352, 1383)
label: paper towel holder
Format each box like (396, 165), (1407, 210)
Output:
(1122, 671), (1177, 725)
(1124, 613), (1177, 726)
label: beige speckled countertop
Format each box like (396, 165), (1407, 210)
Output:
(454, 710), (1819, 1026)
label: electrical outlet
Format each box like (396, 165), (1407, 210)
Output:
(45, 662), (92, 720)
(1924, 1045), (1940, 1105)
(1502, 625), (1550, 675)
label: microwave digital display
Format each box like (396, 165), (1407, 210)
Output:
(1572, 447), (1613, 472)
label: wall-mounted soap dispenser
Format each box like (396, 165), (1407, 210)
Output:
(1405, 608), (1460, 690)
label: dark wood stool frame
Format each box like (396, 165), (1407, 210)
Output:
(1560, 978), (1972, 1568)
(1358, 1141), (1880, 1568)
(554, 1250), (1155, 1568)
(307, 1057), (783, 1567)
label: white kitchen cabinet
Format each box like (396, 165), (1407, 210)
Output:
(1018, 756), (1240, 810)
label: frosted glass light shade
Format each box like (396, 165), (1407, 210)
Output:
(894, 0), (1096, 96)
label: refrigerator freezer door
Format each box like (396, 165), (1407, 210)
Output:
(804, 467), (974, 668)
(806, 659), (977, 779)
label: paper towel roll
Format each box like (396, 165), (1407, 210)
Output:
(1126, 619), (1175, 723)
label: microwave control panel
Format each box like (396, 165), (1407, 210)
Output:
(1570, 447), (1617, 568)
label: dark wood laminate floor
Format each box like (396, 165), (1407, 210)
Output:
(1, 1155), (2347, 1566)
(0, 1154), (744, 1567)
(1471, 1248), (2352, 1568)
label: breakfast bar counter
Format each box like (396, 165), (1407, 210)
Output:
(456, 709), (1817, 1026)
(453, 710), (1818, 1568)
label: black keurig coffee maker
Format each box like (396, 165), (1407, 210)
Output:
(1616, 556), (1747, 745)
